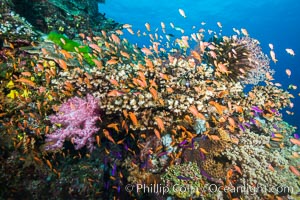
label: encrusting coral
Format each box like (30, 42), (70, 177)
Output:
(161, 162), (204, 199)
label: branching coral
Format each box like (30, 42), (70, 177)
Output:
(45, 94), (100, 151)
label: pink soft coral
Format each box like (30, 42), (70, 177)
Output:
(45, 94), (100, 152)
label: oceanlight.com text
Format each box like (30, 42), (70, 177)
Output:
(124, 183), (294, 196)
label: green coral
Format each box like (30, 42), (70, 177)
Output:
(161, 162), (204, 199)
(46, 31), (95, 66)
(47, 31), (88, 53)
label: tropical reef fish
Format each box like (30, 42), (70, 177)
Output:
(290, 138), (300, 146)
(241, 28), (249, 36)
(145, 23), (151, 31)
(289, 166), (300, 176)
(270, 50), (278, 63)
(177, 175), (191, 181)
(268, 43), (274, 50)
(178, 8), (186, 18)
(285, 69), (291, 78)
(286, 48), (295, 56)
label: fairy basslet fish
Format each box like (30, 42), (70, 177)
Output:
(251, 106), (263, 113)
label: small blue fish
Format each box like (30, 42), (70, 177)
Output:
(191, 138), (195, 149)
(111, 163), (117, 176)
(250, 118), (256, 125)
(200, 169), (212, 181)
(251, 106), (263, 113)
(294, 133), (300, 139)
(123, 143), (128, 151)
(177, 175), (191, 181)
(199, 151), (206, 160)
(179, 139), (188, 146)
(244, 122), (251, 128)
(157, 151), (168, 157)
(271, 132), (275, 138)
(105, 181), (110, 189)
(238, 124), (245, 132)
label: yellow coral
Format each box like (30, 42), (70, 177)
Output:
(21, 88), (31, 98)
(7, 90), (19, 99)
(6, 80), (14, 88)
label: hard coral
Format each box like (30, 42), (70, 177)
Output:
(45, 94), (100, 152)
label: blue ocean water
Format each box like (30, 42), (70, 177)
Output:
(99, 0), (300, 129)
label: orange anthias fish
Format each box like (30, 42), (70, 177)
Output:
(107, 90), (125, 97)
(191, 50), (201, 62)
(60, 49), (73, 59)
(285, 69), (291, 78)
(208, 135), (220, 141)
(178, 8), (186, 18)
(103, 129), (116, 144)
(154, 128), (161, 139)
(141, 47), (153, 56)
(57, 59), (68, 71)
(106, 59), (119, 65)
(109, 79), (119, 87)
(217, 63), (231, 75)
(145, 23), (151, 31)
(270, 50), (278, 63)
(188, 105), (205, 120)
(145, 58), (154, 71)
(289, 166), (300, 176)
(290, 138), (300, 146)
(286, 48), (295, 56)
(107, 123), (120, 132)
(93, 59), (103, 69)
(95, 135), (101, 146)
(241, 28), (249, 36)
(209, 101), (227, 115)
(149, 87), (158, 100)
(120, 51), (130, 59)
(227, 117), (236, 128)
(155, 117), (165, 132)
(15, 78), (36, 87)
(111, 33), (121, 45)
(89, 43), (102, 53)
(128, 112), (138, 127)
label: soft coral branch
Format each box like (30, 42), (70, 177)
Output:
(45, 94), (100, 152)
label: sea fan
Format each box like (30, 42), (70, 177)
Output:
(203, 36), (272, 85)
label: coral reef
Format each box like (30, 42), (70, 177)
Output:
(0, 1), (39, 42)
(0, 1), (299, 199)
(10, 0), (120, 37)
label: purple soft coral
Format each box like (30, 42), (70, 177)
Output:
(45, 94), (100, 152)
